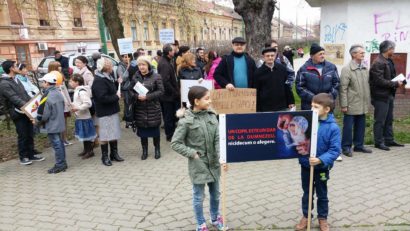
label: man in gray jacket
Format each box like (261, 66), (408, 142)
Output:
(36, 73), (67, 174)
(340, 45), (372, 157)
(0, 61), (45, 165)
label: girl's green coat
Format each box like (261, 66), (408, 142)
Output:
(171, 109), (221, 184)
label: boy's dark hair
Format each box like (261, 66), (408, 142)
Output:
(54, 50), (61, 55)
(312, 93), (334, 111)
(71, 73), (84, 86)
(188, 86), (209, 110)
(1, 60), (16, 74)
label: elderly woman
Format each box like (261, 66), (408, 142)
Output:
(130, 56), (164, 160)
(91, 58), (124, 166)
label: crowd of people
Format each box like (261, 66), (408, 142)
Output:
(0, 37), (406, 231)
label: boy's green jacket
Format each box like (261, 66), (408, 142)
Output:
(171, 109), (221, 184)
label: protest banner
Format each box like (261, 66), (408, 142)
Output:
(159, 29), (175, 44)
(210, 89), (256, 114)
(219, 110), (318, 163)
(21, 93), (43, 120)
(180, 79), (213, 106)
(117, 38), (134, 55)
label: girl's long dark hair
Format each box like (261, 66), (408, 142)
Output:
(188, 86), (209, 110)
(76, 55), (93, 73)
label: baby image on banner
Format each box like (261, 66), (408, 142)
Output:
(219, 111), (318, 163)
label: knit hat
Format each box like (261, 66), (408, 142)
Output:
(310, 43), (325, 55)
(136, 55), (152, 66)
(262, 47), (277, 55)
(96, 57), (111, 72)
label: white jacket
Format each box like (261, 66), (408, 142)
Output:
(72, 86), (92, 119)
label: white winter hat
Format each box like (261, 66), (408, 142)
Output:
(136, 55), (152, 66)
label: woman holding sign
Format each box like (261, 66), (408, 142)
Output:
(92, 58), (124, 166)
(130, 56), (164, 160)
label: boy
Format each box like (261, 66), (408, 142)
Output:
(36, 73), (67, 174)
(295, 93), (341, 231)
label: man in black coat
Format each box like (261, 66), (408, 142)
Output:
(0, 61), (45, 165)
(255, 47), (295, 112)
(369, 40), (405, 150)
(158, 44), (180, 141)
(214, 37), (257, 90)
(54, 51), (70, 79)
(195, 47), (206, 74)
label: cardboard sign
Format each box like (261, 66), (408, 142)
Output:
(159, 29), (175, 44)
(219, 111), (318, 163)
(180, 79), (213, 106)
(210, 89), (256, 114)
(21, 93), (43, 120)
(117, 38), (134, 55)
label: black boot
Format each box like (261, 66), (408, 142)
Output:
(101, 143), (112, 166)
(82, 141), (95, 159)
(153, 137), (161, 159)
(78, 142), (87, 157)
(141, 138), (148, 160)
(109, 140), (124, 162)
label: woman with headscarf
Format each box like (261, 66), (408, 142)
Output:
(130, 56), (164, 160)
(91, 58), (124, 166)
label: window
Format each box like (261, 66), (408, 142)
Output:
(7, 0), (23, 25)
(153, 23), (159, 40)
(37, 0), (50, 26)
(72, 3), (82, 27)
(143, 21), (149, 41)
(105, 27), (111, 41)
(131, 20), (137, 41)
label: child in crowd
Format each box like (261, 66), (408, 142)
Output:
(69, 74), (96, 159)
(171, 86), (227, 231)
(36, 73), (67, 174)
(295, 93), (341, 231)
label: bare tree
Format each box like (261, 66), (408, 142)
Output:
(102, 0), (124, 57)
(232, 0), (276, 58)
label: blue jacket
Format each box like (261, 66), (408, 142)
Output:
(296, 59), (340, 110)
(298, 113), (341, 170)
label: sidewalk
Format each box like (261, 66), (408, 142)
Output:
(0, 125), (409, 231)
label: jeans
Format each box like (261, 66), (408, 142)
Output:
(301, 167), (329, 219)
(192, 181), (220, 225)
(13, 115), (34, 160)
(372, 97), (394, 145)
(47, 133), (67, 168)
(161, 101), (179, 139)
(342, 114), (366, 151)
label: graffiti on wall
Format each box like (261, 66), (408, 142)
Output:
(324, 23), (347, 43)
(365, 39), (380, 53)
(373, 10), (410, 42)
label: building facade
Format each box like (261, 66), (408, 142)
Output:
(0, 0), (100, 69)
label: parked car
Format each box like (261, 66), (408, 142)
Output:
(36, 53), (119, 79)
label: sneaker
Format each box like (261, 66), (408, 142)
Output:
(64, 141), (73, 146)
(47, 165), (67, 174)
(20, 158), (33, 165)
(211, 215), (226, 231)
(30, 155), (45, 162)
(196, 223), (209, 231)
(336, 156), (343, 161)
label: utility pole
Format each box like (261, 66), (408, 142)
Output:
(97, 0), (108, 54)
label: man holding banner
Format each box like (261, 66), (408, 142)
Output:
(255, 47), (295, 112)
(214, 37), (257, 90)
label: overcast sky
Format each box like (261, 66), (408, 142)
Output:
(274, 0), (321, 25)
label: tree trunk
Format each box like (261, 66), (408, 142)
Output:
(102, 0), (124, 57)
(233, 0), (276, 59)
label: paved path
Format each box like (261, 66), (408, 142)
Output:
(0, 124), (409, 231)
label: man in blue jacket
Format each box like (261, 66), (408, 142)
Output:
(296, 44), (340, 110)
(214, 37), (257, 90)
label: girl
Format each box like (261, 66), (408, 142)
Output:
(171, 86), (226, 231)
(48, 61), (72, 146)
(130, 56), (164, 160)
(204, 51), (222, 89)
(74, 56), (94, 87)
(69, 74), (96, 159)
(91, 58), (124, 166)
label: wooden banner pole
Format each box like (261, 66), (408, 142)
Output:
(307, 165), (314, 231)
